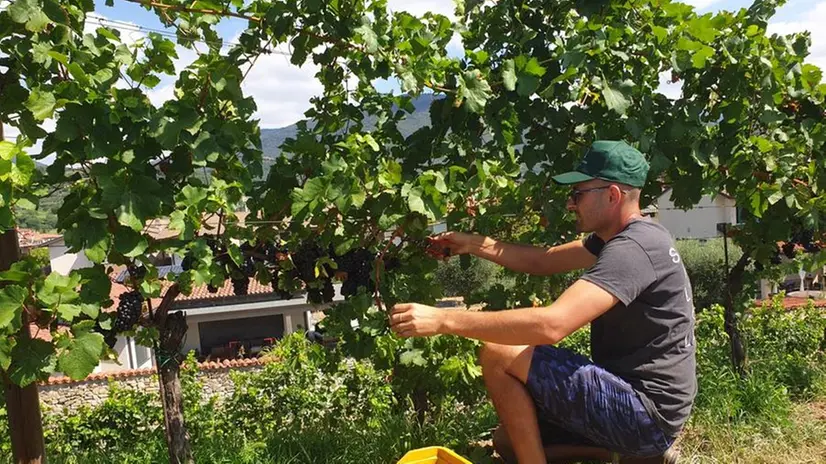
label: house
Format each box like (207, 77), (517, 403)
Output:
(17, 219), (340, 375)
(92, 262), (342, 373)
(646, 190), (826, 302)
(17, 228), (93, 275)
(648, 189), (739, 240)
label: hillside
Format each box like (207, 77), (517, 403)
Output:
(260, 94), (436, 172)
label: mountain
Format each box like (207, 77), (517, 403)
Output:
(259, 94), (438, 171)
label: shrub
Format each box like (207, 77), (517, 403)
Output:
(693, 298), (826, 428)
(43, 383), (165, 462)
(742, 295), (826, 399)
(675, 238), (748, 311)
(0, 405), (8, 457)
(222, 333), (395, 438)
(559, 326), (591, 358)
(434, 255), (503, 297)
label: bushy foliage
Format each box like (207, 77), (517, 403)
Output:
(221, 333), (395, 436)
(675, 238), (748, 311)
(435, 255), (503, 298)
(693, 297), (826, 428)
(558, 326), (591, 358)
(0, 334), (495, 464)
(1, 307), (823, 463)
(0, 406), (8, 457)
(43, 384), (165, 462)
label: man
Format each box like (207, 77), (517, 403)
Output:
(390, 140), (696, 464)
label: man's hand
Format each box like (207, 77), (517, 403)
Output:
(426, 231), (477, 259)
(390, 303), (446, 338)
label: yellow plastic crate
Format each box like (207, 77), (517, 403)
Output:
(396, 446), (472, 464)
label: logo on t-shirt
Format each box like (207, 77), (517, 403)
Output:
(670, 247), (695, 348)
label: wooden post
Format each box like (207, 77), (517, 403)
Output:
(152, 284), (193, 464)
(1, 229), (46, 464)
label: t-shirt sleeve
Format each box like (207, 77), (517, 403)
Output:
(582, 233), (605, 256)
(580, 237), (657, 306)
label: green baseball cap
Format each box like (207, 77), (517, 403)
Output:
(551, 140), (650, 188)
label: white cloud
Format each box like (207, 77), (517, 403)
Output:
(768, 2), (826, 78)
(239, 45), (324, 128)
(234, 0), (464, 128)
(386, 0), (456, 19)
(683, 0), (723, 10)
(133, 0), (468, 128)
(657, 71), (683, 100)
(145, 46), (198, 106)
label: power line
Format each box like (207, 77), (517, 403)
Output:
(89, 16), (291, 56)
(0, 7), (291, 56)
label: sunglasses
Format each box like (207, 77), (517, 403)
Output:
(569, 186), (611, 204)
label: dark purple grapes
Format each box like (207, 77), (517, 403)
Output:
(335, 247), (375, 298)
(232, 278), (249, 296)
(127, 264), (147, 280)
(181, 255), (194, 271)
(113, 291), (143, 333)
(782, 242), (797, 259)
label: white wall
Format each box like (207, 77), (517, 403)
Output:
(655, 193), (737, 239)
(95, 337), (132, 373)
(48, 244), (93, 275)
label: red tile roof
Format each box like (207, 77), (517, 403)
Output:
(16, 228), (61, 249)
(143, 212), (251, 241)
(754, 296), (826, 310)
(108, 265), (292, 307)
(176, 278), (277, 301)
(42, 356), (273, 386)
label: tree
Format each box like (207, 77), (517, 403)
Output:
(1, 0), (824, 462)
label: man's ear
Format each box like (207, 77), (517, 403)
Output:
(609, 184), (623, 204)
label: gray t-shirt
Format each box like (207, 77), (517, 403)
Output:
(580, 218), (697, 437)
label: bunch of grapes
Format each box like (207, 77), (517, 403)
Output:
(113, 291), (144, 333)
(307, 279), (336, 304)
(781, 241), (797, 259)
(335, 247), (375, 298)
(127, 264), (147, 280)
(238, 242), (257, 278)
(181, 254), (194, 271)
(793, 229), (822, 253)
(291, 241), (326, 282)
(232, 277), (250, 296)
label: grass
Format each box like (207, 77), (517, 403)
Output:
(678, 400), (826, 463)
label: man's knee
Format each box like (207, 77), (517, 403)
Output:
(479, 342), (516, 371)
(479, 343), (533, 383)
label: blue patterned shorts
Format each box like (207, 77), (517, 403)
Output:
(525, 345), (674, 457)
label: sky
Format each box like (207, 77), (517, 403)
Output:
(5, 0), (826, 136)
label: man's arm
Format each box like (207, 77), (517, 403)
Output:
(433, 232), (597, 276)
(390, 279), (618, 345)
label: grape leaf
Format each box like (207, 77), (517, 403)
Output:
(57, 331), (104, 380)
(502, 59), (517, 91)
(25, 88), (57, 121)
(458, 70), (492, 113)
(399, 349), (426, 367)
(8, 338), (56, 387)
(0, 285), (27, 329)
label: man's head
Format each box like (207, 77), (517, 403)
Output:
(552, 140), (649, 233)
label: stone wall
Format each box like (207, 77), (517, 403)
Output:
(39, 362), (268, 416)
